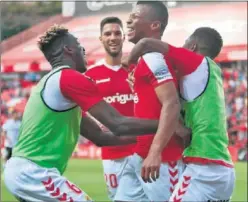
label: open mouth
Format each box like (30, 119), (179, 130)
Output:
(109, 44), (119, 49)
(127, 28), (135, 36)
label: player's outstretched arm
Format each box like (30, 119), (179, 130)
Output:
(60, 69), (158, 136)
(127, 38), (169, 65)
(88, 101), (158, 136)
(80, 114), (136, 147)
(126, 38), (204, 75)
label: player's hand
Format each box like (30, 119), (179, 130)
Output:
(175, 125), (192, 148)
(126, 70), (135, 93)
(121, 55), (129, 71)
(141, 153), (161, 183)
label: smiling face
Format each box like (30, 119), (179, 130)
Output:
(100, 23), (125, 57)
(126, 4), (156, 44)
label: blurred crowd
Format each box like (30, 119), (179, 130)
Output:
(1, 63), (247, 159)
(0, 73), (41, 125)
(222, 63), (247, 160)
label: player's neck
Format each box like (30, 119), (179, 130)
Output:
(135, 34), (161, 44)
(105, 54), (122, 66)
(51, 58), (75, 69)
(151, 34), (161, 40)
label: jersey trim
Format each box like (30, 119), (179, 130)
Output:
(87, 59), (122, 72)
(152, 78), (174, 88)
(40, 67), (78, 113)
(183, 156), (234, 168)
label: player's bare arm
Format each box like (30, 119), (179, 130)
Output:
(80, 114), (136, 147)
(60, 69), (159, 137)
(126, 38), (169, 65)
(142, 81), (180, 183)
(88, 100), (158, 136)
(151, 82), (180, 153)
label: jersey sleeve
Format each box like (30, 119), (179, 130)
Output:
(140, 52), (173, 87)
(167, 45), (205, 76)
(60, 69), (103, 112)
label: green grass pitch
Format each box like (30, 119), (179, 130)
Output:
(1, 159), (247, 201)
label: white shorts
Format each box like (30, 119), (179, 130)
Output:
(169, 163), (235, 202)
(114, 153), (185, 201)
(4, 157), (92, 202)
(102, 157), (130, 200)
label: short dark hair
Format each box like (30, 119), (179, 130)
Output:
(38, 24), (68, 53)
(100, 17), (123, 33)
(191, 27), (223, 59)
(136, 1), (168, 35)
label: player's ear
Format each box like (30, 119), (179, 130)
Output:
(121, 27), (125, 41)
(63, 45), (74, 56)
(151, 21), (160, 32)
(190, 42), (197, 52)
(99, 35), (103, 43)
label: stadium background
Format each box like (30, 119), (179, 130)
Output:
(1, 1), (247, 201)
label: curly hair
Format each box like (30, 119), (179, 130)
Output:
(37, 24), (68, 52)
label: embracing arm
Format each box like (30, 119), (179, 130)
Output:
(80, 114), (136, 147)
(128, 38), (169, 65)
(127, 38), (204, 77)
(60, 68), (158, 137)
(88, 101), (158, 136)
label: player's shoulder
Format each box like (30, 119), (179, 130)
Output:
(140, 52), (168, 70)
(142, 52), (164, 59)
(82, 74), (96, 83)
(60, 68), (83, 78)
(59, 68), (95, 86)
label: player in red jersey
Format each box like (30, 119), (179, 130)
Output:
(36, 26), (162, 137)
(114, 2), (188, 202)
(85, 17), (136, 200)
(122, 28), (236, 202)
(3, 25), (163, 202)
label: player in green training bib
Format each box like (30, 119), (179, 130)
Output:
(3, 24), (167, 202)
(123, 27), (235, 201)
